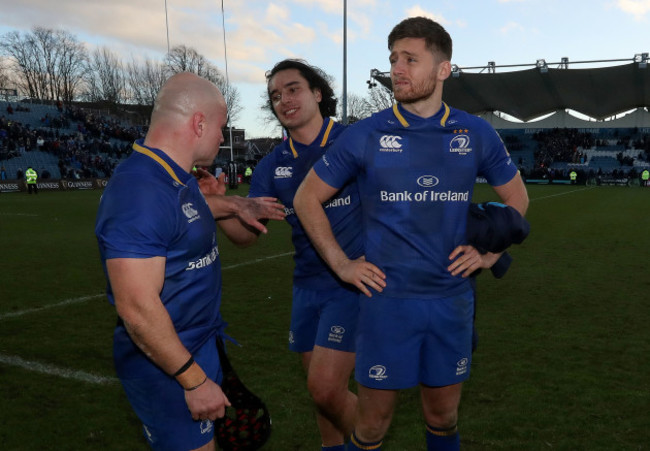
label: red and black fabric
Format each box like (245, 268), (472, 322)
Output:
(215, 338), (271, 451)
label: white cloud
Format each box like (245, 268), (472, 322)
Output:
(616, 0), (650, 19)
(404, 5), (449, 25)
(499, 21), (526, 35)
(292, 0), (343, 14)
(265, 2), (291, 22)
(348, 11), (373, 37)
(317, 21), (343, 45)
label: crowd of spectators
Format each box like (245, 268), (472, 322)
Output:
(532, 128), (594, 169)
(0, 102), (146, 179)
(520, 127), (650, 182)
(522, 165), (644, 185)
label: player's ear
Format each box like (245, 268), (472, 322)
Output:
(438, 60), (452, 81)
(313, 88), (322, 103)
(192, 112), (206, 137)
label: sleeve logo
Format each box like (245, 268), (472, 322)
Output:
(274, 166), (293, 178)
(182, 202), (200, 222)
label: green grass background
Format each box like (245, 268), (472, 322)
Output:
(0, 184), (648, 450)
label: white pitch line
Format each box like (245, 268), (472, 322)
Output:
(0, 353), (118, 385)
(530, 185), (596, 202)
(0, 294), (106, 321)
(0, 252), (293, 322)
(221, 251), (294, 270)
(0, 251), (294, 383)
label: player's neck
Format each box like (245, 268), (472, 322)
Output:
(287, 115), (324, 146)
(144, 133), (193, 173)
(400, 87), (444, 119)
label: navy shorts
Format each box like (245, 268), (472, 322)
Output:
(289, 284), (360, 353)
(355, 290), (474, 390)
(120, 337), (223, 451)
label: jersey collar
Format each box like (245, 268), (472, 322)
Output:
(288, 117), (336, 158)
(392, 102), (451, 128)
(132, 140), (187, 186)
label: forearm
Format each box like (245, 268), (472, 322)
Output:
(203, 194), (245, 219)
(294, 183), (348, 272)
(108, 257), (206, 387)
(203, 193), (285, 234)
(119, 296), (194, 374)
(217, 217), (260, 247)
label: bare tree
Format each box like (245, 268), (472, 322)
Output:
(0, 56), (10, 89)
(84, 47), (125, 104)
(165, 45), (242, 124)
(210, 67), (242, 125)
(344, 92), (373, 124)
(54, 30), (88, 103)
(125, 56), (169, 108)
(1, 30), (40, 98)
(166, 45), (208, 75)
(32, 27), (58, 100)
(366, 83), (394, 112)
(0, 27), (86, 101)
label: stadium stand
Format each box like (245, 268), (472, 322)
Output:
(1, 100), (143, 180)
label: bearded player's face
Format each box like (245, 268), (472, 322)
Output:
(390, 37), (441, 104)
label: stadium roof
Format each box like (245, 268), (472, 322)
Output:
(368, 56), (650, 122)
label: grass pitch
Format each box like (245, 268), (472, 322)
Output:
(0, 184), (648, 450)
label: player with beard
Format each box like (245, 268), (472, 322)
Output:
(294, 17), (528, 451)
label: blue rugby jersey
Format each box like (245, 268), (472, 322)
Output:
(313, 103), (518, 299)
(96, 140), (224, 378)
(249, 118), (363, 290)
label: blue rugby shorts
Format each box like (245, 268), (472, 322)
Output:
(355, 290), (474, 390)
(119, 337), (223, 451)
(289, 284), (360, 353)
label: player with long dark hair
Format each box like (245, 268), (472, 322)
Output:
(213, 59), (363, 451)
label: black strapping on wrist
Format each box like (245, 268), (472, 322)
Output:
(184, 376), (208, 391)
(173, 356), (195, 377)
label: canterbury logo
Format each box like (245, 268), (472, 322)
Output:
(182, 203), (199, 222)
(379, 135), (403, 149)
(274, 167), (293, 178)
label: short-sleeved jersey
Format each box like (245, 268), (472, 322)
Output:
(313, 103), (518, 299)
(96, 140), (224, 378)
(249, 118), (363, 290)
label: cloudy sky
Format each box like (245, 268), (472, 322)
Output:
(1, 0), (649, 137)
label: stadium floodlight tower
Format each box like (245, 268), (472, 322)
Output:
(536, 59), (548, 73)
(367, 68), (380, 88)
(634, 53), (648, 68)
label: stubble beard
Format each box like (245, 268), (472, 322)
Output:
(393, 77), (437, 104)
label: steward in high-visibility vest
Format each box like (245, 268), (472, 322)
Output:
(244, 166), (253, 183)
(642, 169), (649, 187)
(570, 170), (577, 184)
(25, 167), (38, 195)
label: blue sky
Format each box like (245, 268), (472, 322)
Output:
(1, 0), (649, 138)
